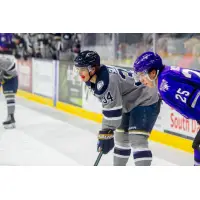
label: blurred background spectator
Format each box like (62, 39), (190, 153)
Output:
(1, 33), (200, 70)
(0, 33), (82, 61)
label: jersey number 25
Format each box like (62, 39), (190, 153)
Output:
(175, 88), (190, 103)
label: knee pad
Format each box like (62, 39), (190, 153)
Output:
(114, 129), (131, 159)
(114, 129), (131, 166)
(129, 131), (152, 166)
(129, 131), (149, 149)
(115, 129), (130, 148)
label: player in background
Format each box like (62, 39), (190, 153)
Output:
(0, 56), (18, 129)
(133, 51), (200, 166)
(74, 50), (161, 166)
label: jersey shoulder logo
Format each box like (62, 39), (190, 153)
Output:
(97, 80), (104, 91)
(160, 79), (170, 92)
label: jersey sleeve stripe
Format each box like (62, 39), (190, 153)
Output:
(8, 63), (16, 72)
(102, 105), (122, 111)
(103, 116), (122, 120)
(103, 108), (122, 118)
(191, 91), (200, 108)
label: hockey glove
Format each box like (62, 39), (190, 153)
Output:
(192, 129), (200, 151)
(97, 129), (114, 154)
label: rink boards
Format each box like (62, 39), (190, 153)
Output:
(12, 57), (198, 154)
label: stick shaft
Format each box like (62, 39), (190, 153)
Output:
(94, 151), (103, 166)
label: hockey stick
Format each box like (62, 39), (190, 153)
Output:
(94, 151), (103, 166)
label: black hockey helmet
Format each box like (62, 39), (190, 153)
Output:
(74, 50), (100, 70)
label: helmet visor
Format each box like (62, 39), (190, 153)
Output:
(74, 66), (89, 73)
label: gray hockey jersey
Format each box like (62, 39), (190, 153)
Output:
(0, 56), (17, 82)
(86, 65), (159, 130)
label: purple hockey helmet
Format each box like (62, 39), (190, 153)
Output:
(133, 51), (163, 74)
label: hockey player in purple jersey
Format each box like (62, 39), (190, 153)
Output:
(133, 51), (200, 166)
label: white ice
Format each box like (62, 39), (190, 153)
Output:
(0, 95), (192, 166)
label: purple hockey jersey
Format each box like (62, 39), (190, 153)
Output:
(158, 65), (200, 121)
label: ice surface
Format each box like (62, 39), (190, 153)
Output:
(0, 95), (189, 166)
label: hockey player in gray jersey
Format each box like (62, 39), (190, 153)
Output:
(74, 51), (161, 166)
(0, 56), (18, 129)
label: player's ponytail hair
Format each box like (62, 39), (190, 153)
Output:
(147, 64), (165, 76)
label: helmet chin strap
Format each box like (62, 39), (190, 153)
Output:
(145, 70), (159, 87)
(88, 66), (96, 82)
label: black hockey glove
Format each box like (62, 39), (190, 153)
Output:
(192, 129), (200, 151)
(97, 129), (114, 154)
